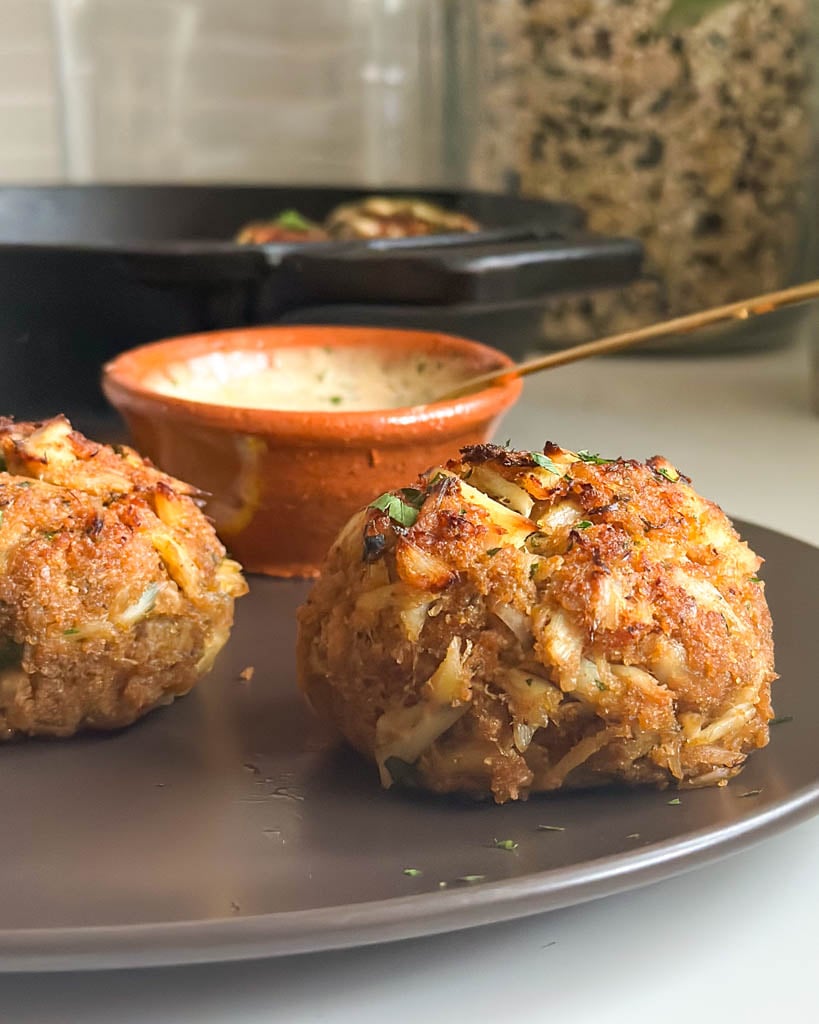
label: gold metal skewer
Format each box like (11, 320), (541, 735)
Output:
(437, 278), (819, 402)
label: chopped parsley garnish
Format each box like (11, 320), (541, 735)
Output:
(667, 797), (681, 805)
(529, 561), (539, 579)
(575, 520), (593, 530)
(750, 576), (763, 584)
(770, 715), (793, 726)
(593, 678), (607, 691)
(403, 868), (423, 877)
(399, 487), (424, 503)
(457, 875), (486, 884)
(486, 547), (502, 557)
(655, 467), (677, 482)
(494, 838), (518, 851)
(576, 450), (614, 465)
(400, 487), (427, 508)
(369, 488), (426, 528)
(275, 208), (314, 231)
(63, 627), (80, 636)
(329, 395), (342, 406)
(530, 452), (561, 475)
(536, 825), (565, 832)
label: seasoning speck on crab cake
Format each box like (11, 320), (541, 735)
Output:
(0, 416), (247, 740)
(297, 443), (775, 803)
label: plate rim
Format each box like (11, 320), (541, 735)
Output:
(3, 774), (817, 972)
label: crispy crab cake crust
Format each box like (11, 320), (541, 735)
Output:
(297, 443), (775, 803)
(0, 416), (247, 739)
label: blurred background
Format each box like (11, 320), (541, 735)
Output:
(2, 0), (477, 187)
(1, 0), (817, 395)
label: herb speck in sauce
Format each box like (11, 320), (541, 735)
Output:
(148, 346), (475, 412)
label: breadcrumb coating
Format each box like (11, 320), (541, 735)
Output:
(0, 416), (247, 739)
(297, 443), (775, 802)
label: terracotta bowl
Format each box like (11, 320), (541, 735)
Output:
(102, 325), (522, 577)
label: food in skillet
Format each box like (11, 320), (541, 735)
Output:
(297, 443), (775, 803)
(323, 196), (480, 239)
(0, 416), (247, 740)
(235, 196), (480, 244)
(234, 209), (329, 244)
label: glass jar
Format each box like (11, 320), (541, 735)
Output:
(470, 0), (818, 351)
(53, 0), (474, 187)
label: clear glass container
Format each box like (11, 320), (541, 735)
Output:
(52, 0), (476, 187)
(470, 0), (819, 351)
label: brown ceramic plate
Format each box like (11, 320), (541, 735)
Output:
(0, 521), (816, 972)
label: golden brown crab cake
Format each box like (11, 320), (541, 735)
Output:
(324, 196), (480, 239)
(235, 209), (328, 244)
(0, 416), (247, 739)
(297, 443), (775, 803)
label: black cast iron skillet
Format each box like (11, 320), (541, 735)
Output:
(0, 185), (642, 423)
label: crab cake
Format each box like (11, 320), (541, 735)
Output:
(297, 443), (775, 803)
(324, 196), (480, 239)
(235, 209), (328, 244)
(0, 416), (247, 740)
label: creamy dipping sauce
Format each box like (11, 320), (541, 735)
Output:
(147, 347), (474, 411)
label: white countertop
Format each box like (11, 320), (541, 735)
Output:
(3, 334), (818, 1023)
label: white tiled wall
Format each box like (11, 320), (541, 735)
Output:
(0, 0), (61, 181)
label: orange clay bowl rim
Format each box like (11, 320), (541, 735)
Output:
(102, 325), (522, 443)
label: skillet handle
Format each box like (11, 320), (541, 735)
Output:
(278, 232), (643, 307)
